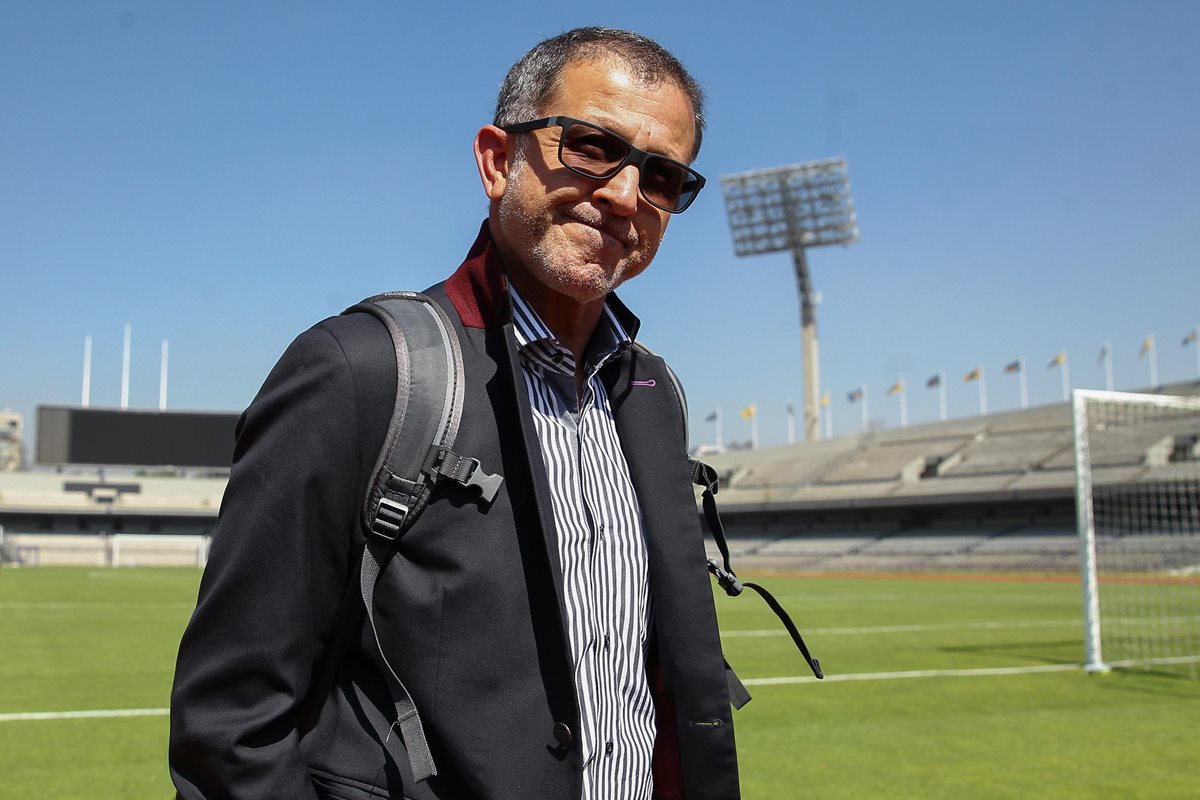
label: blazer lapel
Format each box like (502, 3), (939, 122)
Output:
(499, 324), (574, 642)
(603, 350), (709, 604)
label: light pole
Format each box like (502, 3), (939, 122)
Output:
(722, 158), (859, 442)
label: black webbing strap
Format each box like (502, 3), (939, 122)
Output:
(691, 459), (824, 680)
(361, 536), (437, 780)
(725, 658), (752, 710)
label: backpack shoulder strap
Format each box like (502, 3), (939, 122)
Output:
(690, 459), (823, 682)
(629, 342), (757, 706)
(630, 340), (688, 425)
(301, 292), (501, 783)
(348, 291), (502, 539)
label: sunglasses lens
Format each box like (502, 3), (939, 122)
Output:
(641, 159), (695, 212)
(558, 120), (701, 213)
(560, 122), (629, 177)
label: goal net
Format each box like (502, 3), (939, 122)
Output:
(109, 533), (211, 567)
(1073, 389), (1200, 677)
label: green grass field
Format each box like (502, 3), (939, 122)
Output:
(1, 567), (1197, 799)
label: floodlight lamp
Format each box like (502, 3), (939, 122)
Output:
(721, 157), (859, 258)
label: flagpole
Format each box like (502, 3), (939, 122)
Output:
(786, 400), (795, 445)
(1148, 333), (1159, 386)
(716, 407), (723, 454)
(1019, 357), (1028, 409)
(120, 324), (132, 410)
(861, 386), (869, 432)
(1061, 350), (1070, 401)
(939, 371), (947, 421)
(751, 404), (759, 450)
(81, 335), (93, 408)
(159, 339), (169, 411)
(978, 368), (987, 415)
(824, 399), (833, 439)
(1103, 340), (1114, 391)
(900, 382), (908, 427)
(1191, 328), (1200, 377)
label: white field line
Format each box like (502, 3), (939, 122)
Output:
(0, 707), (169, 722)
(0, 602), (192, 609)
(744, 655), (1200, 686)
(745, 663), (1080, 685)
(4, 657), (1198, 722)
(724, 616), (1198, 638)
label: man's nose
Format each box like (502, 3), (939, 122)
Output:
(593, 164), (641, 216)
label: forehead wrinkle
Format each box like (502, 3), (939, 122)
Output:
(573, 96), (693, 163)
(541, 58), (695, 163)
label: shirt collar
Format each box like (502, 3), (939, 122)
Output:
(509, 284), (639, 377)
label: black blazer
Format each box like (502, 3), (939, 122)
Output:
(169, 224), (740, 800)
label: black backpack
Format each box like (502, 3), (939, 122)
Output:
(301, 292), (821, 784)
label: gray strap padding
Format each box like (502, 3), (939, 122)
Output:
(340, 292), (466, 783)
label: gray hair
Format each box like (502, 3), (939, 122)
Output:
(494, 27), (706, 163)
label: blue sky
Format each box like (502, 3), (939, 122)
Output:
(3, 1), (1198, 454)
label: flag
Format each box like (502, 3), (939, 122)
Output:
(964, 367), (982, 383)
(926, 374), (941, 389)
(1139, 335), (1154, 358)
(704, 410), (718, 422)
(1004, 360), (1021, 374)
(820, 392), (831, 407)
(886, 379), (904, 395)
(740, 404), (756, 421)
(1097, 344), (1108, 364)
(1047, 352), (1065, 369)
(1184, 329), (1198, 347)
(786, 401), (794, 415)
(847, 388), (863, 403)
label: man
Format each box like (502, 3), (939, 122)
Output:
(170, 27), (738, 800)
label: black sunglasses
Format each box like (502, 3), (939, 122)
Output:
(501, 116), (706, 213)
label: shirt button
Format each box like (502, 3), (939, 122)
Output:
(605, 740), (614, 756)
(603, 634), (611, 651)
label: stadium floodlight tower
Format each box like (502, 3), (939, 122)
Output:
(721, 157), (859, 441)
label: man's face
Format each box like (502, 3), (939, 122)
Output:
(492, 57), (696, 308)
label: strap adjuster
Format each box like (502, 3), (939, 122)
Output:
(371, 497), (410, 541)
(689, 458), (719, 495)
(707, 558), (743, 597)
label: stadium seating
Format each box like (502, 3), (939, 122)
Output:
(698, 381), (1200, 572)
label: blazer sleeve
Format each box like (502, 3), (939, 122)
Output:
(169, 317), (388, 799)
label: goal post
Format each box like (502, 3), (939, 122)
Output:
(109, 533), (211, 567)
(1072, 389), (1200, 678)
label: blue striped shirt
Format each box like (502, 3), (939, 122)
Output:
(510, 286), (656, 800)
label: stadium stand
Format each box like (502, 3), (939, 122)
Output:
(0, 470), (223, 565)
(3, 380), (1197, 568)
(701, 380), (1200, 572)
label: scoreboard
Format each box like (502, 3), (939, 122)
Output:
(37, 406), (239, 468)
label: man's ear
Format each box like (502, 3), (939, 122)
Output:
(474, 125), (510, 201)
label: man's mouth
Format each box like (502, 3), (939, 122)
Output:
(564, 209), (637, 248)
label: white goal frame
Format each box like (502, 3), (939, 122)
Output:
(109, 533), (211, 567)
(1073, 388), (1200, 675)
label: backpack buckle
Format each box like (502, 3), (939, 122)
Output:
(423, 446), (503, 505)
(458, 457), (503, 504)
